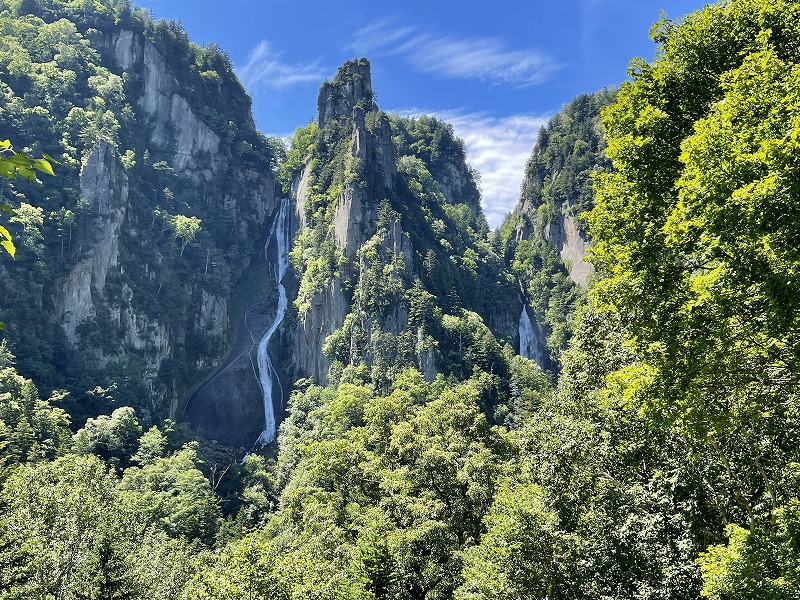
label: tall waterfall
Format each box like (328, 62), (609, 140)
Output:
(519, 305), (537, 361)
(254, 198), (291, 448)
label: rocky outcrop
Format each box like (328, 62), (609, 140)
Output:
(524, 200), (593, 287)
(558, 212), (592, 286)
(370, 110), (396, 191)
(119, 304), (171, 366)
(335, 183), (372, 264)
(292, 163), (312, 232)
(111, 28), (142, 70)
(294, 59), (397, 382)
(437, 158), (481, 215)
(54, 141), (127, 344)
(107, 30), (220, 174)
(317, 58), (374, 128)
(333, 76), (395, 266)
(294, 277), (347, 383)
(196, 290), (227, 339)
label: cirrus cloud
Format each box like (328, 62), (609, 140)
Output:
(349, 20), (559, 88)
(236, 41), (326, 90)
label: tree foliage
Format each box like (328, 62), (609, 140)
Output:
(589, 0), (800, 593)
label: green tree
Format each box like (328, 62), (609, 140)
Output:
(119, 443), (221, 544)
(0, 139), (55, 256)
(588, 0), (800, 592)
(73, 406), (143, 470)
(699, 501), (800, 599)
(0, 454), (118, 598)
(170, 214), (201, 257)
(456, 484), (559, 600)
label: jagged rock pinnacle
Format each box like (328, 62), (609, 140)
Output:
(317, 57), (375, 128)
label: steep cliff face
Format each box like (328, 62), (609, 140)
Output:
(516, 188), (594, 287)
(184, 249), (283, 447)
(106, 29), (223, 175)
(496, 90), (615, 370)
(292, 59), (394, 383)
(513, 90), (615, 286)
(435, 154), (481, 216)
(287, 59), (522, 391)
(99, 30), (279, 421)
(317, 59), (375, 128)
(54, 141), (127, 345)
(0, 6), (282, 429)
(0, 1), (550, 446)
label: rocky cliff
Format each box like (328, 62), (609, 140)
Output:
(496, 90), (615, 370)
(106, 29), (222, 175)
(513, 90), (615, 286)
(0, 4), (552, 447)
(0, 7), (282, 432)
(287, 59), (523, 392)
(293, 59), (390, 382)
(54, 141), (127, 346)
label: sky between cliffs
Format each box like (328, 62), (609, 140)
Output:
(137, 0), (707, 228)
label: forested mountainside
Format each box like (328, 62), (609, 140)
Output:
(0, 0), (283, 433)
(0, 0), (543, 448)
(2, 0), (800, 598)
(495, 89), (615, 367)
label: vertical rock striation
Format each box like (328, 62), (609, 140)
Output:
(107, 29), (221, 175)
(294, 59), (396, 383)
(54, 141), (127, 345)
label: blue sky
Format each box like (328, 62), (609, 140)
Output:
(136, 0), (709, 226)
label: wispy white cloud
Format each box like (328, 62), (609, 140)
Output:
(402, 36), (556, 87)
(346, 18), (417, 55)
(348, 20), (558, 87)
(394, 109), (549, 228)
(236, 41), (325, 90)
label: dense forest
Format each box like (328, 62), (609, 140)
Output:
(2, 0), (800, 598)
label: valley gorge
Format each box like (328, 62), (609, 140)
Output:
(2, 1), (799, 598)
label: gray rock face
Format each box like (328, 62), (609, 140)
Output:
(334, 105), (395, 268)
(294, 277), (347, 383)
(111, 29), (142, 70)
(119, 302), (171, 370)
(335, 185), (375, 267)
(53, 143), (178, 386)
(516, 193), (593, 287)
(54, 141), (127, 344)
(559, 212), (592, 286)
(437, 159), (481, 215)
(417, 328), (438, 383)
(372, 110), (397, 191)
(294, 59), (403, 383)
(292, 163), (312, 232)
(317, 58), (374, 129)
(197, 290), (228, 339)
(108, 30), (220, 174)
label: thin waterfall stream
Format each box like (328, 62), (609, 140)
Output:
(254, 197), (291, 448)
(519, 305), (536, 361)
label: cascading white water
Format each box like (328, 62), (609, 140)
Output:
(254, 197), (291, 448)
(519, 305), (536, 361)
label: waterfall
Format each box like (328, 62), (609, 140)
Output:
(254, 198), (291, 448)
(519, 305), (537, 361)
